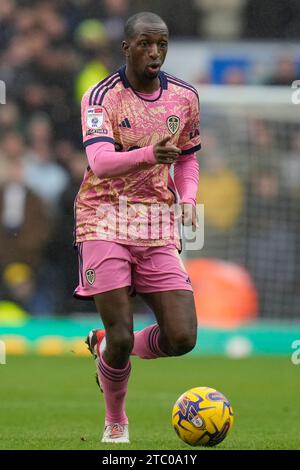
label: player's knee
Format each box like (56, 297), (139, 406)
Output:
(169, 331), (197, 356)
(108, 329), (134, 357)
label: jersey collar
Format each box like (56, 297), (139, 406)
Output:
(118, 65), (168, 101)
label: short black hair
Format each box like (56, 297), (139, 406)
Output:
(124, 12), (168, 40)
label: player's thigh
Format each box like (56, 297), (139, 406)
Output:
(140, 289), (197, 340)
(75, 240), (132, 299)
(133, 244), (193, 294)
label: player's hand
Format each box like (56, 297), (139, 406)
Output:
(154, 136), (181, 164)
(180, 203), (198, 229)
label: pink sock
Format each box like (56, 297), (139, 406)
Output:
(98, 354), (131, 425)
(132, 324), (168, 359)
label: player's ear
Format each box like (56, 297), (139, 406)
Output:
(122, 41), (130, 57)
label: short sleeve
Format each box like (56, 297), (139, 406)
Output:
(177, 91), (201, 155)
(81, 92), (115, 148)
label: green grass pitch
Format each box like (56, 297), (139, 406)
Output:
(0, 355), (299, 450)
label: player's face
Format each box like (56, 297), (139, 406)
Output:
(123, 22), (169, 80)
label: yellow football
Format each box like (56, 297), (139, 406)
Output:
(172, 386), (234, 447)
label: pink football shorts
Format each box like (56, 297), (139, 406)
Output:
(74, 240), (193, 299)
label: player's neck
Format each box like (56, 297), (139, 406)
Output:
(125, 66), (160, 94)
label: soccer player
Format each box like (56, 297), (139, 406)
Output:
(74, 12), (201, 443)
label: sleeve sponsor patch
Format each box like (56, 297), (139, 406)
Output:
(86, 128), (108, 136)
(86, 107), (104, 130)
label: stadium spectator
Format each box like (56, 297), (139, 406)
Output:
(194, 0), (244, 39)
(0, 155), (50, 270)
(223, 66), (247, 85)
(196, 131), (244, 260)
(280, 131), (300, 194)
(245, 169), (297, 317)
(265, 56), (299, 86)
(102, 0), (130, 42)
(0, 0), (16, 48)
(23, 114), (69, 211)
(54, 138), (79, 170)
(74, 19), (111, 103)
(48, 151), (93, 314)
(2, 262), (53, 316)
(0, 102), (21, 132)
(0, 130), (27, 185)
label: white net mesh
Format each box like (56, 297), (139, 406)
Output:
(190, 86), (300, 320)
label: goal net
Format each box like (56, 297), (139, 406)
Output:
(190, 85), (300, 321)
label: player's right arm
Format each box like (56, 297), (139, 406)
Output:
(81, 92), (180, 178)
(86, 137), (180, 179)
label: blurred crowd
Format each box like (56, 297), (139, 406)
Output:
(0, 0), (300, 317)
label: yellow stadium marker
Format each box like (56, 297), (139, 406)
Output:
(0, 335), (30, 355)
(36, 336), (65, 356)
(68, 338), (90, 357)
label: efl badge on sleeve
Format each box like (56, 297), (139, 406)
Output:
(86, 107), (104, 130)
(167, 115), (180, 135)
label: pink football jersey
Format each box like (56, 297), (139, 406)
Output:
(75, 66), (201, 247)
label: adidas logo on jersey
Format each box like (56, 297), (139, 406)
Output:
(119, 118), (131, 128)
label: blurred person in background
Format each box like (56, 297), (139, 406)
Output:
(265, 56), (299, 86)
(23, 114), (69, 211)
(30, 42), (81, 141)
(3, 24), (50, 97)
(280, 130), (300, 195)
(74, 19), (112, 103)
(0, 102), (21, 133)
(48, 151), (92, 314)
(193, 0), (244, 39)
(54, 138), (80, 170)
(0, 154), (50, 276)
(0, 0), (16, 48)
(2, 262), (53, 316)
(222, 66), (247, 85)
(196, 130), (244, 260)
(102, 0), (130, 35)
(34, 1), (70, 44)
(247, 120), (279, 171)
(100, 0), (131, 66)
(0, 128), (25, 184)
(245, 168), (297, 317)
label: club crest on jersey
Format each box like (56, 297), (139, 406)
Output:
(86, 107), (104, 130)
(167, 115), (180, 135)
(85, 269), (95, 285)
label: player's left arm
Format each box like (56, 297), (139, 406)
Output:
(175, 91), (201, 228)
(174, 153), (199, 228)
